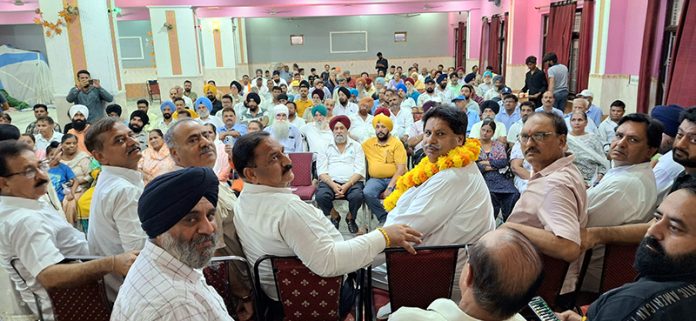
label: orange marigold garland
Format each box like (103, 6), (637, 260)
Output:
(384, 138), (481, 211)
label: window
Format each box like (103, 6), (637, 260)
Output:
(290, 35), (304, 46)
(657, 0), (684, 104)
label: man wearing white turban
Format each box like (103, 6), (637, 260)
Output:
(67, 104), (91, 154)
(264, 104), (304, 153)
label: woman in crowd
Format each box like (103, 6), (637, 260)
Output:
(59, 133), (93, 225)
(138, 129), (175, 185)
(18, 133), (44, 160)
(567, 111), (609, 187)
(476, 119), (520, 221)
(203, 123), (231, 181)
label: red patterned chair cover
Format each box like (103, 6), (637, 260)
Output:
(536, 255), (570, 309)
(288, 152), (316, 201)
(600, 243), (639, 293)
(385, 245), (465, 311)
(47, 280), (111, 321)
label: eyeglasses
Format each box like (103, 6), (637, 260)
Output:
(2, 161), (49, 179)
(519, 132), (556, 144)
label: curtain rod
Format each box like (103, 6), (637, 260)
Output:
(535, 0), (587, 10)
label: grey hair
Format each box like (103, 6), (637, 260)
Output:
(164, 119), (197, 149)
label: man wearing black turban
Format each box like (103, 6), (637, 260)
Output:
(334, 86), (358, 116)
(111, 167), (234, 321)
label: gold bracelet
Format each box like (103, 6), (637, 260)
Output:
(377, 227), (391, 247)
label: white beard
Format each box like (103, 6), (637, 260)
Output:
(273, 120), (291, 139)
(199, 109), (210, 118)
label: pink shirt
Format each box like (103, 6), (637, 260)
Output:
(508, 154), (587, 293)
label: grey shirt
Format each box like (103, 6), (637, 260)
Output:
(66, 86), (114, 123)
(547, 64), (569, 93)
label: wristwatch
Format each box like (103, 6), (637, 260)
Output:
(387, 186), (395, 192)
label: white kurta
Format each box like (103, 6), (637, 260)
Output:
(349, 113), (376, 143)
(88, 166), (146, 299)
(234, 183), (386, 300)
(653, 150), (685, 205)
(111, 241), (233, 321)
(390, 298), (526, 321)
(301, 123), (334, 154)
(0, 196), (89, 321)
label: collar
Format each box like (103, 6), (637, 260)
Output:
(0, 196), (44, 210)
(144, 241), (201, 283)
(532, 153), (576, 179)
(328, 138), (357, 151)
(607, 161), (652, 175)
(426, 298), (472, 320)
(101, 165), (143, 185)
(242, 182), (293, 195)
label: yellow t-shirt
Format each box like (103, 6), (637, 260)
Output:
(362, 135), (407, 179)
(295, 98), (314, 118)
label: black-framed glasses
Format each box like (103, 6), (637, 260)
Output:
(519, 132), (556, 144)
(2, 161), (49, 179)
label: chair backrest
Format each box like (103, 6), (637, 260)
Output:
(203, 256), (251, 316)
(147, 80), (160, 95)
(288, 152), (314, 186)
(600, 243), (639, 293)
(256, 255), (343, 321)
(385, 245), (465, 311)
(46, 280), (111, 321)
(535, 255), (570, 309)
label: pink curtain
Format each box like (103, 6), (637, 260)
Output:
(488, 15), (501, 74)
(478, 17), (489, 73)
(637, 0), (661, 113)
(665, 0), (696, 107)
(545, 0), (577, 66)
(576, 0), (594, 92)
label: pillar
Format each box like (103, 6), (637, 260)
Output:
(199, 17), (239, 87)
(147, 6), (203, 96)
(38, 0), (125, 125)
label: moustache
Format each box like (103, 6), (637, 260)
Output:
(200, 145), (215, 155)
(35, 179), (49, 188)
(644, 235), (665, 255)
(524, 147), (540, 155)
(127, 145), (141, 155)
(192, 233), (217, 248)
(424, 144), (440, 152)
(282, 164), (293, 174)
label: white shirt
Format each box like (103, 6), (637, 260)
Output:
(301, 123), (334, 154)
(400, 98), (416, 109)
(111, 241), (233, 321)
(349, 113), (376, 143)
(384, 164), (495, 298)
(0, 196), (89, 320)
(391, 298), (526, 321)
(469, 121), (507, 140)
(182, 95), (193, 109)
(437, 87), (455, 103)
(506, 119), (524, 145)
(35, 131), (63, 152)
(289, 116), (306, 128)
(417, 92), (442, 106)
(587, 162), (657, 227)
(391, 107), (414, 139)
(88, 166), (146, 299)
(408, 120), (425, 150)
(333, 101), (359, 116)
(653, 151), (685, 205)
(510, 142), (532, 193)
(597, 118), (618, 152)
(200, 115), (225, 129)
(234, 183), (386, 300)
(317, 138), (365, 183)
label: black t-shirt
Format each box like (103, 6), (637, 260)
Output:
(587, 276), (696, 321)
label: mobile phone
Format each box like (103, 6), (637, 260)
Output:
(223, 136), (234, 146)
(88, 79), (94, 85)
(527, 296), (561, 321)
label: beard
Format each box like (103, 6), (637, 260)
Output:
(634, 236), (696, 278)
(163, 112), (172, 120)
(339, 97), (347, 105)
(377, 131), (389, 142)
(334, 134), (347, 145)
(199, 109), (210, 118)
(129, 123), (143, 133)
(426, 87), (434, 93)
(439, 83), (447, 90)
(314, 119), (328, 130)
(207, 95), (215, 101)
(159, 230), (218, 269)
(359, 108), (368, 116)
(272, 120), (291, 139)
(72, 119), (87, 131)
(673, 147), (696, 168)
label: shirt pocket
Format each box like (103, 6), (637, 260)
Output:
(384, 149), (395, 164)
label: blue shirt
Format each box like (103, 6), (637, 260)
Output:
(218, 123), (248, 144)
(466, 110), (481, 135)
(48, 163), (76, 202)
(495, 106), (521, 131)
(587, 104), (603, 125)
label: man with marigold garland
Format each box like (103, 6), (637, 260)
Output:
(372, 105), (496, 318)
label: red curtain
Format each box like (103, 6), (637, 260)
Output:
(576, 0), (594, 92)
(478, 17), (489, 72)
(637, 0), (660, 113)
(455, 21), (466, 68)
(502, 13), (509, 79)
(488, 15), (501, 74)
(545, 0), (577, 66)
(665, 0), (696, 107)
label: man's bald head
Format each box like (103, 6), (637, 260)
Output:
(465, 228), (543, 319)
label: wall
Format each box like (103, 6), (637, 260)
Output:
(244, 13), (451, 64)
(0, 24), (47, 59)
(604, 0), (648, 75)
(117, 20), (155, 69)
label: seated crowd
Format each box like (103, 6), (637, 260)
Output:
(1, 56), (696, 321)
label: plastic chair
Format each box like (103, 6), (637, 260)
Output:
(11, 257), (111, 321)
(535, 255), (570, 309)
(254, 255), (343, 321)
(599, 243), (639, 293)
(384, 245), (467, 312)
(203, 255), (253, 317)
(147, 80), (161, 103)
(288, 152), (316, 202)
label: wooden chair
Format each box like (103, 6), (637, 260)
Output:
(147, 80), (161, 103)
